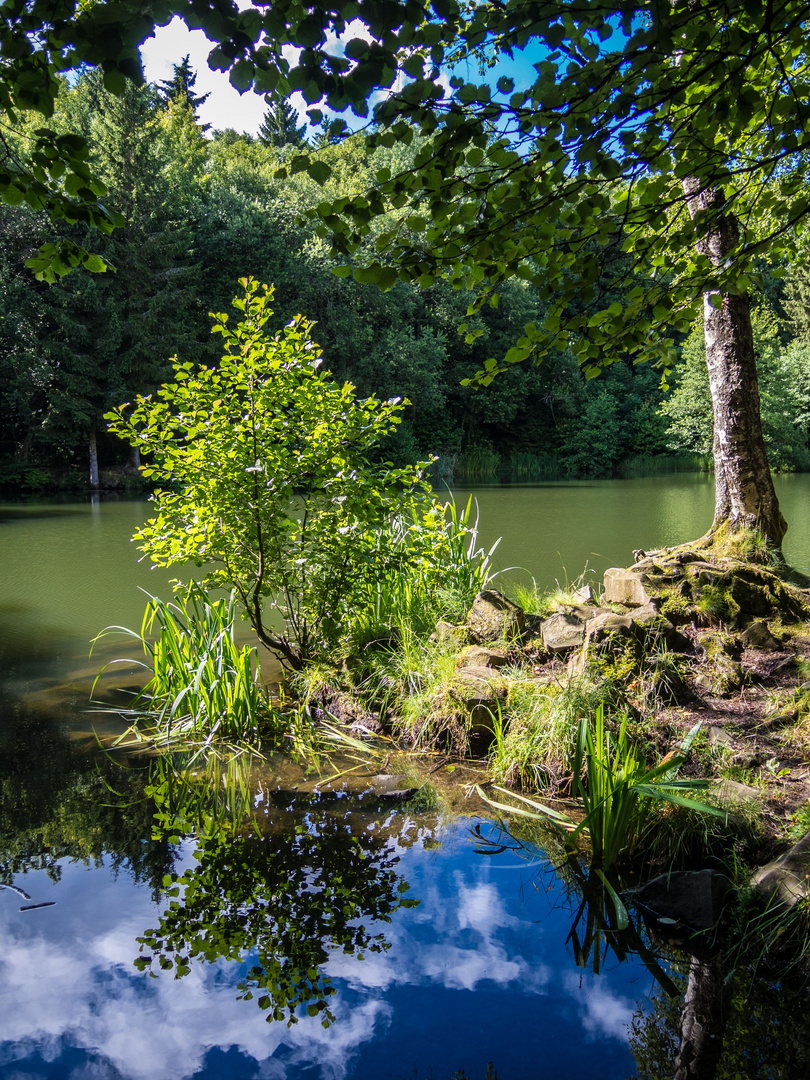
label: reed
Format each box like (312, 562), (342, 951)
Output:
(618, 452), (710, 477)
(342, 495), (500, 653)
(455, 446), (501, 479)
(507, 450), (560, 479)
(479, 707), (725, 874)
(92, 584), (280, 744)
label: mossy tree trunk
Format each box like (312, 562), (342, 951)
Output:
(683, 180), (787, 549)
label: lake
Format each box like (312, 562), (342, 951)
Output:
(3, 476), (810, 1078)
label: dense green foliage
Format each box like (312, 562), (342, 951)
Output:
(4, 65), (810, 487)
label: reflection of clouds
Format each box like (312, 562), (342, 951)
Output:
(0, 859), (389, 1080)
(0, 835), (635, 1080)
(0, 914), (389, 1080)
(562, 972), (635, 1042)
(326, 870), (551, 995)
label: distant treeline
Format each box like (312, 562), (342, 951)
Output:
(3, 68), (810, 491)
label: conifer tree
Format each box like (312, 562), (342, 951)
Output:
(41, 74), (199, 484)
(784, 260), (810, 345)
(257, 93), (307, 148)
(158, 54), (210, 130)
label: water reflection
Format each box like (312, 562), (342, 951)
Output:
(0, 688), (175, 891)
(137, 754), (422, 1026)
(0, 733), (644, 1078)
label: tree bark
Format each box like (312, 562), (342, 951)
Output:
(89, 428), (100, 490)
(124, 444), (141, 474)
(683, 180), (787, 548)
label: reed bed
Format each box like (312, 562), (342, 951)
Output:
(92, 584), (279, 744)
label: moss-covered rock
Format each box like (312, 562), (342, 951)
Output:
(694, 630), (744, 696)
(466, 589), (526, 644)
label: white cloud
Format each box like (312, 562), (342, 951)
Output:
(563, 971), (636, 1042)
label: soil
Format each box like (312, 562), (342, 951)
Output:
(659, 626), (810, 834)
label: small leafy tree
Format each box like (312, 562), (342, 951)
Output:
(107, 279), (433, 669)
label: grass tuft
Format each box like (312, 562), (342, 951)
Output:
(92, 583), (282, 745)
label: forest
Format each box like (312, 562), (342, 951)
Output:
(4, 60), (810, 492)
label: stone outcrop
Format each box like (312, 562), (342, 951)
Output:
(466, 589), (526, 643)
(739, 620), (781, 650)
(695, 631), (743, 696)
(629, 869), (734, 932)
(540, 611), (587, 652)
(457, 646), (508, 669)
(433, 620), (470, 648)
(751, 830), (810, 908)
(603, 567), (651, 607)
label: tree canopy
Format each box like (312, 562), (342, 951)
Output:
(5, 2), (810, 540)
(5, 1), (810, 349)
(258, 91), (307, 148)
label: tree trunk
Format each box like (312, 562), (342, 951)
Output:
(683, 180), (787, 548)
(89, 428), (100, 490)
(124, 444), (141, 473)
(17, 426), (35, 462)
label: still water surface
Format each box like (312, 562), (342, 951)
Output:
(3, 476), (810, 1078)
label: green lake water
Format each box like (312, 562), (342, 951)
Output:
(2, 478), (810, 1078)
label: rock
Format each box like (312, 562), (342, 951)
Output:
(729, 576), (773, 617)
(629, 603), (691, 651)
(693, 673), (715, 694)
(433, 620), (470, 647)
(739, 620), (781, 651)
(733, 750), (766, 769)
(361, 776), (419, 802)
(630, 600), (660, 623)
(585, 611), (638, 645)
(467, 589), (526, 644)
(451, 666), (505, 711)
(751, 831), (810, 908)
(567, 603), (605, 621)
(571, 584), (595, 604)
(714, 778), (761, 806)
(603, 567), (652, 607)
(457, 646), (508, 669)
(708, 725), (735, 749)
(695, 631), (744, 695)
(377, 787), (419, 802)
(629, 869), (734, 931)
(540, 611), (587, 652)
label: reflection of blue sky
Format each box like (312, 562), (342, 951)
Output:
(0, 826), (645, 1079)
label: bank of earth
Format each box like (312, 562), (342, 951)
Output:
(309, 540), (810, 919)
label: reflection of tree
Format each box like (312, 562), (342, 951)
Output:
(630, 961), (810, 1079)
(137, 760), (421, 1026)
(0, 693), (175, 892)
(672, 957), (731, 1080)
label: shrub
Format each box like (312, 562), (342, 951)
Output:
(107, 279), (441, 670)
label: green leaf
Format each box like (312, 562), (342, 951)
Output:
(306, 160), (332, 184)
(230, 59), (255, 93)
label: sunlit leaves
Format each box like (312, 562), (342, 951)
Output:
(106, 278), (434, 668)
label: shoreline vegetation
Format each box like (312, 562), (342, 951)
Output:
(97, 520), (810, 980)
(0, 448), (714, 496)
